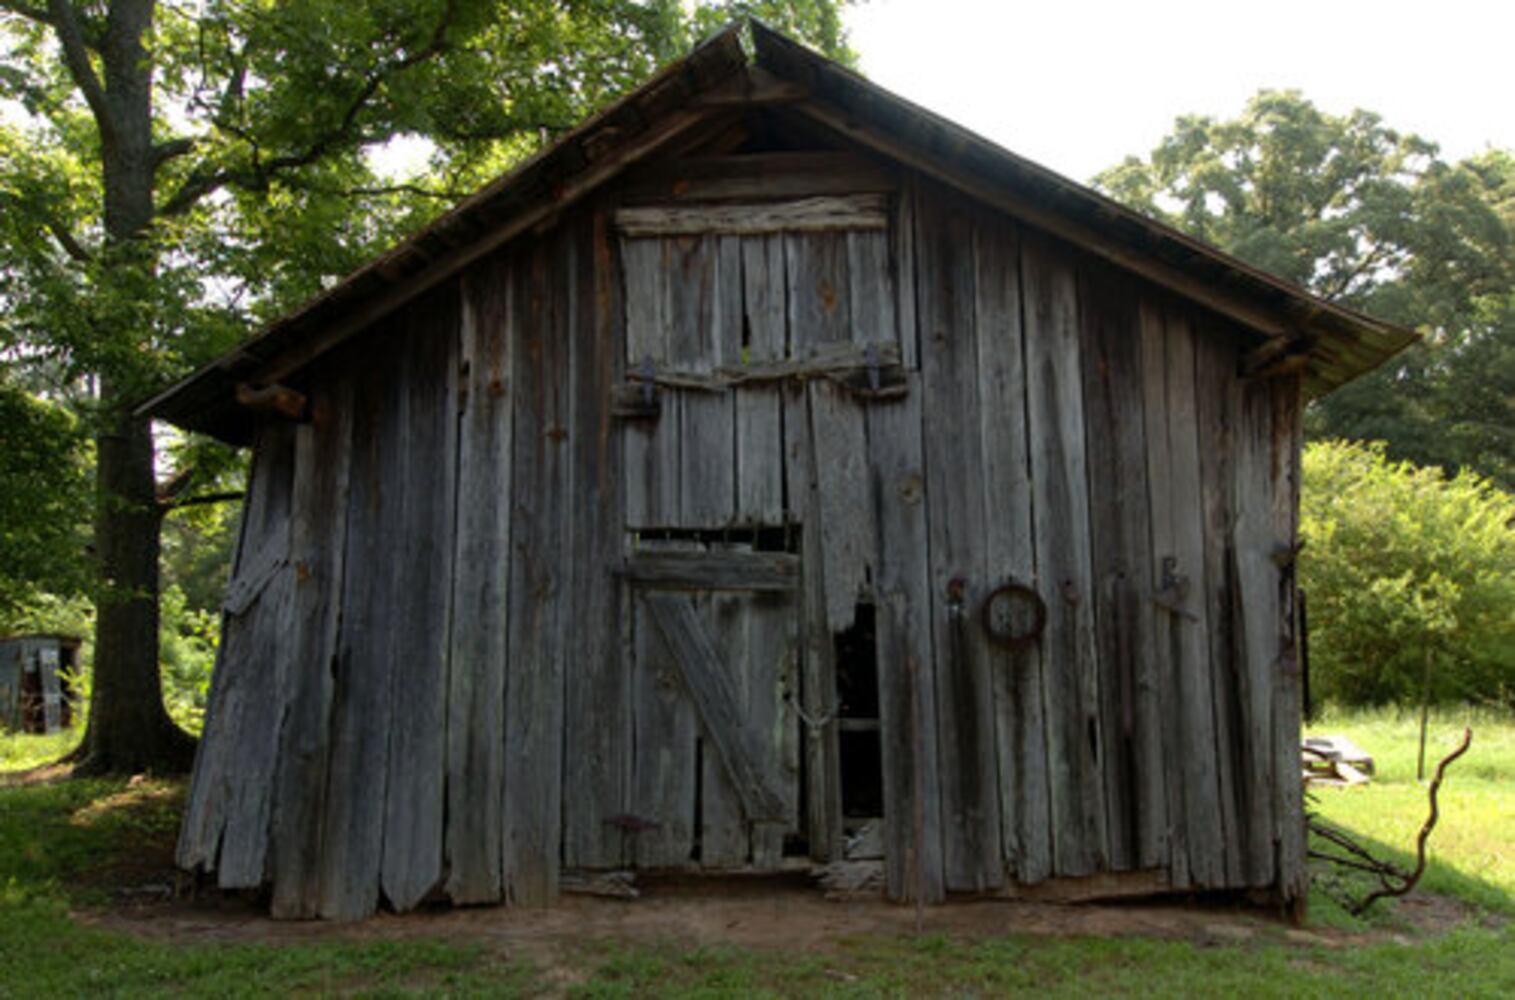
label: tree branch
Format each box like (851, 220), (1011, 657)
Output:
(42, 0), (112, 137)
(161, 491), (244, 512)
(156, 1), (458, 219)
(46, 219), (92, 262)
(152, 137), (195, 167)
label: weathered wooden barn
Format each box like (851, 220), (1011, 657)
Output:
(0, 634), (80, 734)
(142, 24), (1415, 920)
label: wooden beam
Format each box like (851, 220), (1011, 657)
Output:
(792, 100), (1294, 340)
(614, 194), (888, 237)
(695, 65), (809, 107)
(621, 152), (897, 204)
(235, 382), (307, 421)
(1239, 333), (1314, 379)
(622, 550), (799, 592)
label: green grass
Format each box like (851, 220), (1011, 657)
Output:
(0, 709), (1511, 996)
(0, 726), (79, 771)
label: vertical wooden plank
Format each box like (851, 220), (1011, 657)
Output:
(320, 322), (407, 920)
(502, 234), (569, 905)
(563, 205), (630, 871)
(185, 423), (296, 889)
(917, 187), (1001, 892)
(628, 544), (701, 867)
(622, 237), (678, 527)
(1234, 368), (1294, 890)
(736, 235), (786, 526)
(782, 380), (842, 860)
(1271, 376), (1307, 910)
(868, 374), (946, 902)
(381, 290), (460, 912)
(269, 373), (354, 918)
(783, 233), (845, 861)
(1020, 229), (1107, 878)
(785, 231), (851, 352)
(699, 585), (752, 866)
(972, 216), (1051, 884)
(893, 176), (920, 370)
(747, 587), (800, 867)
(1138, 300), (1188, 889)
(445, 258), (515, 903)
(1076, 260), (1164, 874)
(1159, 308), (1227, 888)
(1196, 326), (1253, 887)
(672, 234), (736, 527)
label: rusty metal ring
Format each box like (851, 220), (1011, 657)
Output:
(980, 581), (1047, 650)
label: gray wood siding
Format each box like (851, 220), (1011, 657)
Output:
(179, 159), (1307, 919)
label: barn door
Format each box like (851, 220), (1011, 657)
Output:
(624, 542), (801, 869)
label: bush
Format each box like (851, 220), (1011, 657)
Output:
(1300, 440), (1515, 708)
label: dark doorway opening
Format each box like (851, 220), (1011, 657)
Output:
(834, 604), (884, 834)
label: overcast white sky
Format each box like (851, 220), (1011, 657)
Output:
(843, 0), (1514, 183)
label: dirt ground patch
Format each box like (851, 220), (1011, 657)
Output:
(80, 870), (1435, 968)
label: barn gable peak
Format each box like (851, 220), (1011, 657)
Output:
(140, 19), (1414, 444)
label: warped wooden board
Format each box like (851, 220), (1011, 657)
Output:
(616, 194), (888, 237)
(1075, 259), (1162, 874)
(270, 374), (354, 917)
(971, 215), (1051, 884)
(735, 235), (786, 526)
(867, 373), (946, 902)
(502, 235), (570, 906)
(380, 289), (459, 912)
(562, 205), (631, 871)
(444, 258), (514, 902)
(917, 186), (1001, 892)
(1138, 300), (1189, 889)
(1021, 229), (1107, 878)
(622, 237), (680, 528)
(319, 320), (408, 920)
(1195, 325), (1252, 887)
(196, 423), (296, 889)
(1156, 307), (1227, 888)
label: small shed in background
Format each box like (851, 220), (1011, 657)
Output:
(0, 634), (81, 734)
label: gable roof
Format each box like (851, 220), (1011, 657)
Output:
(140, 21), (1416, 444)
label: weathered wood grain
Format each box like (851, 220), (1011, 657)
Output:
(380, 289), (459, 912)
(917, 186), (1002, 892)
(628, 547), (700, 866)
(621, 152), (896, 205)
(502, 235), (569, 905)
(562, 205), (630, 871)
(1075, 259), (1161, 874)
(645, 592), (789, 822)
(1020, 228), (1106, 879)
(1195, 324), (1253, 887)
(867, 373), (946, 902)
(269, 374), (354, 918)
(445, 257), (515, 903)
(971, 215), (1051, 884)
(700, 587), (752, 866)
(1235, 373), (1293, 889)
(671, 234), (736, 527)
(319, 321), (408, 919)
(181, 423), (296, 887)
(615, 194), (888, 237)
(622, 237), (680, 527)
(1137, 299), (1188, 889)
(623, 550), (800, 591)
(735, 235), (786, 525)
(1157, 308), (1227, 888)
(1270, 376), (1308, 911)
(746, 586), (800, 866)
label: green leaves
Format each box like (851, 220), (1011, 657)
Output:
(1300, 441), (1515, 708)
(1097, 91), (1515, 486)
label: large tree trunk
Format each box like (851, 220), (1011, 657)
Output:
(70, 0), (196, 774)
(75, 402), (196, 775)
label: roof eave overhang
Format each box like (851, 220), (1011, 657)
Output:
(140, 20), (1417, 445)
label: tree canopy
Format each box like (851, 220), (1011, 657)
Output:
(1096, 91), (1515, 488)
(0, 0), (854, 772)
